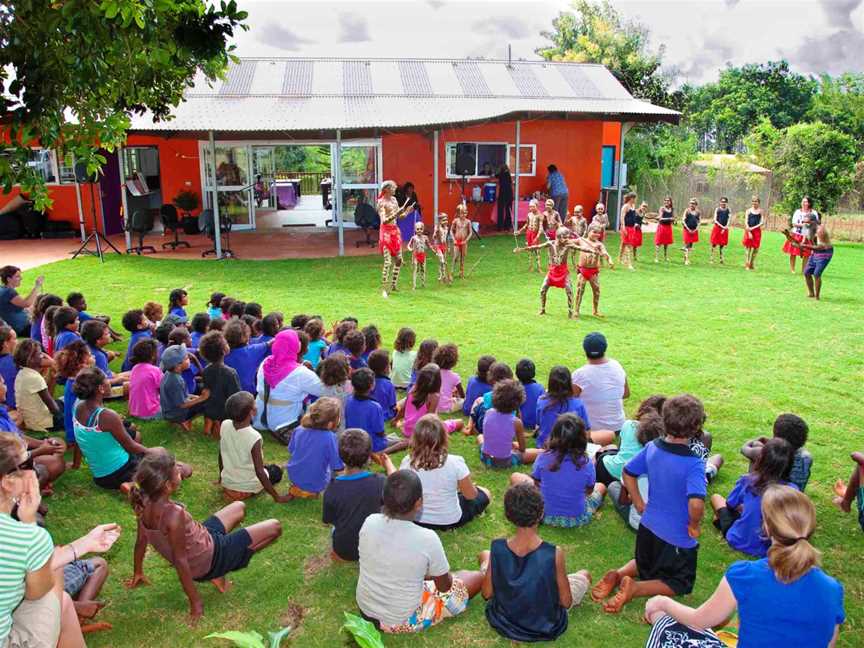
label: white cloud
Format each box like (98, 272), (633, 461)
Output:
(338, 13), (372, 43)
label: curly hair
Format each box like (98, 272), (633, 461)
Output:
(339, 428), (372, 468)
(350, 367), (375, 396)
(635, 394), (666, 419)
(223, 319), (250, 349)
(317, 353), (349, 387)
(41, 306), (61, 339)
(198, 331), (227, 364)
(142, 302), (163, 323)
(333, 320), (357, 344)
(394, 327), (416, 353)
(228, 301), (246, 319)
(661, 394), (704, 439)
(154, 320), (177, 345)
(367, 349), (390, 377)
(303, 317), (324, 341)
(491, 379), (525, 415)
(71, 367), (107, 400)
(168, 327), (191, 346)
(300, 396), (342, 429)
(80, 319), (107, 346)
(130, 338), (158, 367)
(54, 340), (91, 379)
(343, 329), (366, 357)
(409, 414), (449, 471)
(122, 309), (146, 333)
(208, 318), (226, 332)
(13, 338), (40, 369)
(290, 313), (310, 330)
(412, 339), (438, 371)
(432, 343), (459, 371)
(773, 413), (808, 451)
(504, 482), (544, 528)
(636, 410), (665, 446)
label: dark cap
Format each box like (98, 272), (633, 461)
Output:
(582, 332), (607, 359)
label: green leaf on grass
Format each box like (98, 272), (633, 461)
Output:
(267, 626), (292, 648)
(204, 630), (266, 648)
(341, 612), (385, 648)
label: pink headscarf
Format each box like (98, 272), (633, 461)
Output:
(262, 329), (301, 388)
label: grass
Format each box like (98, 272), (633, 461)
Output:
(24, 230), (864, 647)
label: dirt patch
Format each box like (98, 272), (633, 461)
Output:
(302, 553), (331, 582)
(280, 601), (308, 631)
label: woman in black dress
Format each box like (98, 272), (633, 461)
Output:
(495, 165), (514, 231)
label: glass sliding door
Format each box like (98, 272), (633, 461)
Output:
(340, 142), (381, 225)
(200, 143), (255, 230)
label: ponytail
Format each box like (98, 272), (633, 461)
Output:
(762, 485), (820, 584)
(128, 450), (176, 516)
(128, 483), (147, 516)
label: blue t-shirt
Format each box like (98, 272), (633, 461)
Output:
(250, 334), (274, 346)
(122, 330), (152, 371)
(348, 355), (367, 371)
(547, 170), (568, 197)
(225, 343), (270, 395)
(77, 310), (94, 323)
(0, 287), (28, 334)
(725, 475), (798, 557)
(726, 559), (844, 648)
(54, 329), (81, 352)
(303, 339), (327, 368)
(531, 452), (595, 518)
(88, 344), (113, 378)
(169, 306), (187, 321)
(287, 426), (343, 493)
(370, 375), (397, 421)
(326, 342), (346, 358)
(535, 395), (591, 448)
(29, 318), (42, 346)
(0, 354), (18, 409)
(463, 376), (492, 416)
(190, 331), (204, 349)
(207, 306), (222, 320)
(624, 438), (707, 549)
(0, 405), (20, 434)
(182, 358), (200, 395)
(520, 381), (545, 430)
(63, 379), (78, 443)
(344, 396), (387, 452)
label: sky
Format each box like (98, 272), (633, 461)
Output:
(231, 0), (864, 85)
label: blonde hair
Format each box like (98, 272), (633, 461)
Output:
(762, 485), (820, 584)
(0, 432), (26, 477)
(455, 204), (467, 216)
(381, 180), (397, 192)
(300, 396), (342, 429)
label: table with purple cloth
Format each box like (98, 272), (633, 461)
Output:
(274, 182), (297, 209)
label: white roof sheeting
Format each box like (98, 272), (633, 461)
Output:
(128, 57), (679, 133)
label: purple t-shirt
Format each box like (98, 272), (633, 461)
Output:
(122, 330), (152, 371)
(482, 409), (517, 459)
(0, 354), (18, 409)
(345, 396), (387, 452)
(624, 438), (707, 549)
(287, 426), (343, 493)
(370, 375), (397, 420)
(348, 355), (368, 371)
(726, 475), (798, 557)
(531, 451), (596, 518)
(54, 329), (81, 352)
(225, 342), (270, 395)
(535, 395), (591, 448)
(0, 405), (20, 434)
(463, 376), (491, 416)
(520, 381), (546, 429)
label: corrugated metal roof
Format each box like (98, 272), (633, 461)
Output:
(128, 57), (679, 132)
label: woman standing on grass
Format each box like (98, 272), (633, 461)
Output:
(742, 196), (764, 270)
(783, 197), (819, 274)
(654, 197), (675, 262)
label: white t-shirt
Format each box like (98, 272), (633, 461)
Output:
(357, 514), (449, 626)
(253, 365), (323, 431)
(219, 421), (263, 493)
(399, 454), (469, 526)
(571, 358), (627, 431)
(792, 209), (819, 238)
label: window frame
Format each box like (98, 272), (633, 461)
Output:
(507, 144), (537, 177)
(446, 141), (526, 179)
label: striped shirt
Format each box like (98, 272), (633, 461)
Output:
(0, 513), (54, 642)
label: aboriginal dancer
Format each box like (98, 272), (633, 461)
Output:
(783, 196), (820, 274)
(654, 196), (675, 262)
(377, 180), (415, 297)
(743, 196), (764, 271)
(573, 225), (615, 319)
(450, 204), (473, 279)
(783, 220), (833, 300)
(709, 196), (732, 264)
(432, 213), (452, 284)
(515, 199), (544, 272)
(513, 227), (579, 318)
(407, 222), (431, 289)
(591, 202), (609, 241)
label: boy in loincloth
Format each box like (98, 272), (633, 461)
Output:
(450, 204), (473, 279)
(541, 198), (563, 242)
(591, 203), (609, 241)
(566, 205), (588, 239)
(513, 227), (582, 319)
(515, 199), (544, 272)
(432, 213), (452, 284)
(573, 225), (615, 319)
(407, 222), (431, 290)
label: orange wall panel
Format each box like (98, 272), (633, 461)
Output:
(602, 122), (622, 158)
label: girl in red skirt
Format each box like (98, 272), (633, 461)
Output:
(633, 201), (647, 260)
(742, 196), (764, 270)
(654, 197), (674, 263)
(377, 180), (415, 297)
(618, 192), (638, 270)
(681, 199), (701, 266)
(407, 222), (431, 290)
(709, 197), (732, 264)
(782, 196), (819, 274)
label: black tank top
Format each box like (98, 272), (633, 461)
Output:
(684, 211), (699, 230)
(624, 208), (637, 227)
(747, 211), (761, 227)
(660, 207), (673, 224)
(715, 208), (729, 227)
(635, 212), (644, 227)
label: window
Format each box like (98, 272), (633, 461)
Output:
(446, 142), (536, 178)
(601, 146), (616, 188)
(26, 149), (57, 183)
(57, 151), (77, 184)
(507, 144), (536, 176)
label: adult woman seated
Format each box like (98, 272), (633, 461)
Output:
(643, 486), (844, 648)
(254, 329), (322, 444)
(0, 266), (43, 337)
(72, 367), (192, 489)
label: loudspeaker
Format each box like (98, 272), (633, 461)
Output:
(455, 144), (476, 176)
(74, 161), (97, 184)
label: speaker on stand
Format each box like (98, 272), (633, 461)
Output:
(454, 145), (483, 241)
(70, 161), (123, 262)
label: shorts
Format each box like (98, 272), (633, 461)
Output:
(544, 491), (603, 528)
(63, 559), (96, 596)
(856, 486), (864, 532)
(413, 252), (426, 265)
(479, 448), (521, 468)
(654, 223), (674, 246)
(804, 250), (833, 277)
(577, 266), (599, 281)
(196, 516), (254, 582)
(4, 592), (61, 648)
(712, 507), (741, 537)
(594, 449), (618, 486)
(93, 454), (141, 490)
(743, 228), (762, 249)
(635, 524), (698, 595)
(710, 224), (729, 247)
(646, 614), (724, 648)
(379, 578), (470, 634)
(416, 491), (490, 531)
(379, 224), (402, 257)
(222, 465), (283, 501)
(682, 228), (699, 244)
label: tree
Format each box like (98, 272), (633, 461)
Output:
(806, 74), (864, 150)
(537, 0), (676, 107)
(624, 125), (698, 194)
(687, 61), (817, 153)
(746, 121), (858, 214)
(0, 0), (247, 210)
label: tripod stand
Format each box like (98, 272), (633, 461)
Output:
(71, 181), (122, 262)
(459, 174), (483, 241)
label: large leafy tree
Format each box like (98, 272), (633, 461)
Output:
(624, 125), (698, 194)
(687, 61), (817, 153)
(0, 0), (247, 209)
(806, 74), (864, 150)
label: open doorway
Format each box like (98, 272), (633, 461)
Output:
(252, 145), (332, 229)
(121, 147), (163, 230)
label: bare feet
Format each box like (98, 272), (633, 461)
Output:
(593, 311), (605, 318)
(538, 309), (546, 316)
(602, 575), (635, 613)
(75, 600), (106, 620)
(80, 622), (113, 634)
(211, 577), (232, 593)
(591, 570), (620, 602)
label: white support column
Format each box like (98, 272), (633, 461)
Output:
(513, 119), (521, 234)
(117, 146), (132, 251)
(335, 130), (344, 257)
(614, 122), (633, 230)
(433, 130), (439, 229)
(208, 130), (222, 259)
(74, 180), (85, 243)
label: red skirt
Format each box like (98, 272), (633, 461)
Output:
(577, 266), (599, 281)
(782, 233), (810, 257)
(379, 223), (402, 256)
(526, 229), (539, 247)
(413, 251), (426, 264)
(655, 222), (674, 246)
(631, 227), (643, 248)
(546, 262), (570, 288)
(434, 243), (446, 256)
(743, 228), (762, 249)
(546, 229), (557, 241)
(623, 226), (636, 246)
(710, 224), (729, 247)
(683, 228), (699, 244)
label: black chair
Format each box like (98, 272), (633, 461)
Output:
(126, 210), (156, 255)
(354, 202), (380, 248)
(160, 204), (190, 250)
(199, 209), (235, 258)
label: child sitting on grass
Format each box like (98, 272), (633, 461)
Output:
(595, 395), (666, 487)
(742, 413), (812, 491)
(345, 368), (404, 454)
(326, 320), (356, 357)
(14, 338), (63, 433)
(31, 293), (63, 347)
(55, 340), (92, 469)
(207, 292), (225, 320)
(318, 353), (351, 434)
(223, 319), (271, 396)
(395, 363), (463, 437)
(80, 320), (128, 389)
(483, 482), (591, 642)
(159, 345), (209, 431)
(390, 327), (416, 389)
(367, 349), (397, 421)
(433, 343), (465, 414)
(516, 358), (545, 433)
(52, 306), (82, 353)
(711, 438), (796, 557)
(168, 327), (202, 396)
(189, 313), (210, 349)
(591, 394), (707, 614)
(67, 291), (121, 341)
(199, 331), (241, 438)
(362, 325), (381, 363)
(168, 288), (189, 321)
(512, 413), (605, 527)
(286, 397), (344, 498)
(408, 338), (438, 388)
(833, 451), (864, 531)
(535, 365), (590, 448)
(343, 329), (367, 371)
(143, 301), (163, 328)
(302, 318), (327, 369)
(128, 450), (282, 624)
(253, 312), (282, 345)
(468, 361), (513, 435)
(0, 326), (17, 409)
(323, 429), (396, 561)
(41, 304), (61, 357)
(463, 354), (495, 416)
(478, 379), (539, 467)
(121, 309), (153, 371)
(219, 391), (290, 503)
(128, 339), (162, 420)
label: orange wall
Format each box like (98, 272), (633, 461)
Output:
(602, 122), (622, 159)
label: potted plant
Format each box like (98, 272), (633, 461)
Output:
(173, 190), (200, 233)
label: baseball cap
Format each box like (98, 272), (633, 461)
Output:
(160, 344), (188, 371)
(582, 332), (607, 359)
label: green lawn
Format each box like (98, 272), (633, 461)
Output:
(25, 230), (864, 647)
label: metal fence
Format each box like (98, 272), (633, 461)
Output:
(272, 171), (329, 196)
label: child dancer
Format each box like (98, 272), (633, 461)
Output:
(450, 204), (473, 279)
(654, 196), (675, 262)
(591, 202), (609, 241)
(432, 214), (452, 283)
(542, 199), (562, 242)
(681, 199), (701, 266)
(709, 197), (732, 264)
(199, 331), (241, 438)
(286, 397), (344, 498)
(515, 199), (544, 272)
(618, 192), (638, 270)
(566, 205), (588, 239)
(743, 196), (764, 270)
(128, 451), (281, 623)
(573, 226), (615, 319)
(513, 227), (581, 318)
(407, 221), (430, 289)
(377, 179), (414, 298)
